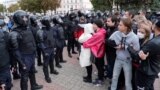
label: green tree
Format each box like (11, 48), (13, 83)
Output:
(19, 0), (61, 13)
(90, 0), (113, 11)
(0, 4), (5, 12)
(19, 0), (42, 12)
(41, 0), (61, 13)
(150, 0), (160, 11)
(7, 3), (20, 12)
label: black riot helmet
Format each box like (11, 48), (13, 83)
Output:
(30, 15), (38, 26)
(52, 15), (63, 25)
(41, 16), (51, 27)
(69, 13), (77, 21)
(0, 19), (5, 28)
(13, 10), (28, 27)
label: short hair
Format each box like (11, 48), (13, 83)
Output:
(126, 10), (135, 19)
(93, 19), (104, 28)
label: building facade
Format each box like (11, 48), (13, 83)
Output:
(56, 0), (93, 14)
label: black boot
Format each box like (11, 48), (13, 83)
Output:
(56, 64), (62, 68)
(31, 83), (43, 90)
(59, 54), (67, 63)
(45, 77), (52, 83)
(68, 53), (72, 58)
(50, 70), (59, 75)
(72, 51), (78, 54)
(37, 62), (43, 66)
(29, 70), (43, 90)
(83, 76), (92, 83)
(59, 60), (67, 63)
(13, 71), (21, 80)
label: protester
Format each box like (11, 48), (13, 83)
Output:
(109, 18), (140, 90)
(78, 23), (94, 83)
(83, 19), (106, 86)
(128, 20), (160, 90)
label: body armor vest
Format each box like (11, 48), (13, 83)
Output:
(14, 28), (36, 54)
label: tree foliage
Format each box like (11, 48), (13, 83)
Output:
(150, 0), (160, 11)
(41, 0), (61, 12)
(90, 0), (113, 11)
(91, 0), (160, 11)
(19, 0), (61, 13)
(7, 3), (19, 12)
(19, 0), (42, 12)
(0, 4), (5, 12)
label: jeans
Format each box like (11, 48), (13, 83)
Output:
(111, 59), (132, 90)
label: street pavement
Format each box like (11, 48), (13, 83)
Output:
(12, 47), (160, 90)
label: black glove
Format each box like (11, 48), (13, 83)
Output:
(44, 53), (49, 57)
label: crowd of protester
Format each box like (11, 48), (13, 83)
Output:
(0, 9), (160, 90)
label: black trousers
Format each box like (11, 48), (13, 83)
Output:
(135, 70), (156, 90)
(0, 66), (12, 90)
(37, 47), (42, 65)
(106, 52), (116, 79)
(55, 47), (64, 65)
(20, 54), (37, 90)
(42, 51), (54, 79)
(86, 65), (92, 79)
(67, 39), (75, 54)
(95, 57), (105, 81)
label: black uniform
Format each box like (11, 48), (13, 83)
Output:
(66, 19), (77, 57)
(29, 15), (43, 66)
(54, 25), (67, 66)
(9, 10), (43, 90)
(37, 16), (58, 83)
(0, 26), (12, 90)
(52, 16), (67, 68)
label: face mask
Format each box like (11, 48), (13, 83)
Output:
(137, 32), (145, 39)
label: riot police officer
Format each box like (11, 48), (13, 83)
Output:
(9, 10), (43, 90)
(37, 16), (58, 83)
(52, 16), (67, 68)
(66, 13), (78, 58)
(0, 19), (12, 90)
(29, 15), (43, 66)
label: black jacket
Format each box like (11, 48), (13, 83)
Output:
(36, 27), (55, 53)
(29, 25), (40, 43)
(0, 31), (10, 69)
(52, 25), (66, 48)
(128, 35), (160, 76)
(9, 26), (36, 67)
(106, 27), (117, 56)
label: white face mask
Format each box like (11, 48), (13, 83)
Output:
(137, 32), (145, 39)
